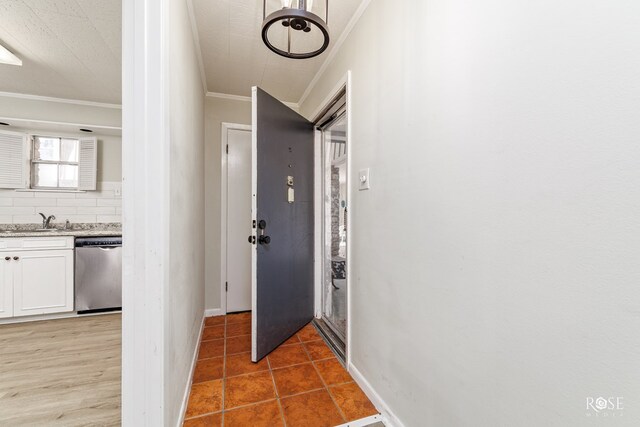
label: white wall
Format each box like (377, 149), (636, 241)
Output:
(166, 0), (205, 423)
(0, 181), (122, 225)
(122, 0), (166, 422)
(0, 94), (121, 128)
(122, 0), (205, 424)
(300, 1), (640, 426)
(204, 96), (251, 311)
(97, 135), (123, 182)
(0, 94), (123, 225)
(0, 135), (122, 225)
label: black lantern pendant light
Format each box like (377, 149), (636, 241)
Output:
(262, 0), (330, 59)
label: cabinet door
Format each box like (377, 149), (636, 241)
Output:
(0, 256), (13, 318)
(13, 250), (74, 317)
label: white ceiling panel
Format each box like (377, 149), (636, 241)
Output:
(194, 0), (363, 103)
(0, 0), (121, 104)
(0, 0), (361, 105)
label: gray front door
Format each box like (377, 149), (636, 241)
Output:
(250, 87), (315, 362)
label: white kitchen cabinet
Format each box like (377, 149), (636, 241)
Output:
(0, 255), (13, 318)
(12, 250), (74, 317)
(0, 237), (75, 318)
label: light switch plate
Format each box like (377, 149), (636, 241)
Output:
(358, 168), (370, 191)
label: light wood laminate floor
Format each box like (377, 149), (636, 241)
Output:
(0, 314), (121, 426)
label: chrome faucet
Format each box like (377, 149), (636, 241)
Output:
(38, 213), (56, 229)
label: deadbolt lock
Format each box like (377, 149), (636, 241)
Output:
(258, 235), (271, 245)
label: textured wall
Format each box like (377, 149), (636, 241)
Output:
(165, 0), (206, 423)
(300, 0), (640, 425)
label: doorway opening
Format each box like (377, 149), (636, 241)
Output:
(221, 123), (252, 314)
(315, 89), (348, 359)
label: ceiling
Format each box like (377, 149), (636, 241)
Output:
(0, 0), (121, 104)
(193, 0), (362, 103)
(0, 0), (361, 105)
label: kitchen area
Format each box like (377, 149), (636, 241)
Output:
(0, 2), (124, 424)
(0, 221), (122, 318)
(0, 119), (123, 425)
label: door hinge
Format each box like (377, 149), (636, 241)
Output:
(226, 144), (229, 154)
(225, 282), (228, 292)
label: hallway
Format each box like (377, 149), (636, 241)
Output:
(183, 313), (378, 426)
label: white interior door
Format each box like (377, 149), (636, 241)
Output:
(226, 127), (253, 313)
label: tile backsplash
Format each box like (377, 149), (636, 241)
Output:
(0, 181), (122, 225)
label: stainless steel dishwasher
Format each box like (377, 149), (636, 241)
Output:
(75, 236), (122, 314)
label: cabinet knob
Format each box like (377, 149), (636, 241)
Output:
(13, 256), (19, 261)
(4, 256), (9, 261)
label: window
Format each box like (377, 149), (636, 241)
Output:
(0, 131), (96, 191)
(31, 136), (80, 189)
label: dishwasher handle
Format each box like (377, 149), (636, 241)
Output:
(75, 237), (122, 248)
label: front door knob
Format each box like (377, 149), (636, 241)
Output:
(258, 235), (271, 245)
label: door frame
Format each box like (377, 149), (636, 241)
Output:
(220, 122), (252, 315)
(310, 71), (352, 367)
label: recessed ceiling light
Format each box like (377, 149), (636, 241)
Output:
(0, 122), (9, 126)
(0, 44), (22, 66)
(80, 128), (93, 133)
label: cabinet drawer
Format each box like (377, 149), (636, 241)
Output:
(0, 237), (74, 251)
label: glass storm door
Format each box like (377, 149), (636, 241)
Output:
(320, 110), (348, 344)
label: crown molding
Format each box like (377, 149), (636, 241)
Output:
(197, 0), (373, 111)
(186, 0), (208, 94)
(206, 91), (299, 110)
(206, 92), (252, 102)
(0, 91), (122, 109)
(297, 0), (372, 108)
(0, 116), (121, 129)
(0, 116), (122, 135)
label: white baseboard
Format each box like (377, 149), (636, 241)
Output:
(348, 363), (406, 427)
(335, 414), (384, 427)
(177, 313), (205, 427)
(0, 310), (121, 325)
(204, 308), (224, 317)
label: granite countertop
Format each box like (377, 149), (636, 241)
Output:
(0, 223), (122, 238)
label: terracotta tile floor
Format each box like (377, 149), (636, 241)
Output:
(183, 312), (378, 427)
